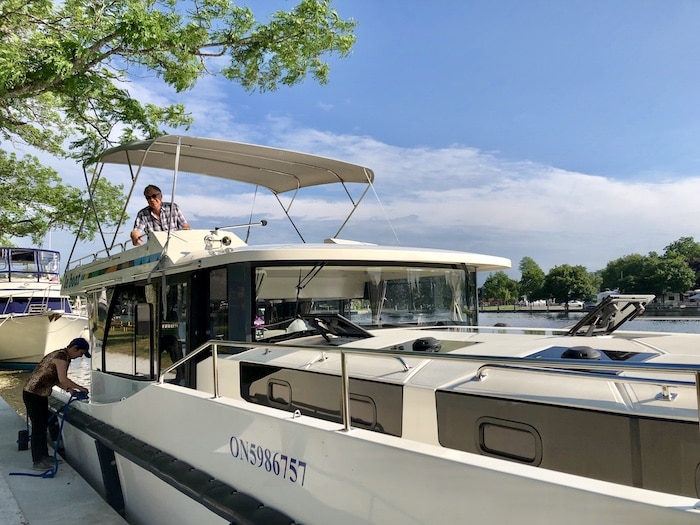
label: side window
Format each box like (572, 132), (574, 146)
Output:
(9, 248), (37, 281)
(209, 268), (228, 340)
(160, 281), (188, 383)
(103, 285), (154, 377)
(0, 248), (9, 282)
(135, 301), (153, 377)
(87, 288), (115, 369)
(37, 250), (60, 281)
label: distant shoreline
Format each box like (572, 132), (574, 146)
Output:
(481, 305), (700, 318)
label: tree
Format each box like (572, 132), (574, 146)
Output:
(0, 0), (356, 244)
(600, 254), (647, 293)
(0, 151), (124, 244)
(664, 236), (700, 287)
(482, 271), (519, 305)
(543, 264), (596, 304)
(588, 270), (602, 295)
(518, 256), (545, 302)
(664, 237), (700, 260)
(643, 254), (695, 297)
(601, 250), (696, 299)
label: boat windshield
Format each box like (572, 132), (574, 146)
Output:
(254, 263), (477, 340)
(0, 248), (60, 283)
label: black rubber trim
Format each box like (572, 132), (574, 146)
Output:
(95, 440), (125, 515)
(49, 399), (298, 525)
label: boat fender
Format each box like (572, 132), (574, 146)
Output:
(413, 337), (442, 352)
(561, 346), (601, 360)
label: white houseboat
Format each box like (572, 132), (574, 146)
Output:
(55, 135), (700, 524)
(0, 247), (88, 368)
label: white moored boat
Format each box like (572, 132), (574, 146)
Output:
(55, 135), (700, 524)
(0, 247), (88, 369)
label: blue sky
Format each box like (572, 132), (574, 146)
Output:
(33, 1), (700, 279)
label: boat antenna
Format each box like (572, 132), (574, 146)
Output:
(244, 185), (259, 243)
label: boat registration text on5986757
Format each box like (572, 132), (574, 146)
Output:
(229, 435), (308, 486)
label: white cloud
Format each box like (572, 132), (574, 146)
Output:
(52, 117), (700, 278)
(157, 123), (700, 278)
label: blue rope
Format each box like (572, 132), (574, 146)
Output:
(10, 391), (88, 478)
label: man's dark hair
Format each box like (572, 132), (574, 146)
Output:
(143, 184), (162, 196)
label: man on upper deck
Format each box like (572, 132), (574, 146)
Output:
(130, 184), (191, 246)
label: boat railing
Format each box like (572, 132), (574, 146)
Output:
(65, 241), (133, 270)
(0, 288), (69, 315)
(158, 340), (700, 432)
(0, 271), (60, 283)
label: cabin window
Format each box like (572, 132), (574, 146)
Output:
(241, 363), (403, 436)
(0, 248), (59, 283)
(159, 281), (188, 382)
(227, 265), (252, 342)
(268, 380), (292, 407)
(253, 263), (478, 337)
(349, 395), (377, 429)
(102, 285), (154, 377)
(87, 288), (114, 368)
(36, 250), (60, 280)
(477, 417), (542, 464)
(209, 268), (228, 340)
(9, 248), (39, 281)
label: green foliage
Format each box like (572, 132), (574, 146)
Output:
(543, 264), (596, 304)
(0, 0), (356, 244)
(599, 238), (698, 296)
(0, 150), (124, 244)
(1, 0), (355, 162)
(664, 236), (700, 260)
(600, 253), (647, 293)
(513, 235), (700, 306)
(642, 254), (695, 297)
(518, 256), (545, 301)
(664, 236), (700, 287)
(483, 271), (519, 304)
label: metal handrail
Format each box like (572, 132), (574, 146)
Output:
(66, 240), (132, 270)
(0, 288), (68, 315)
(157, 339), (700, 431)
(158, 340), (220, 392)
(475, 362), (694, 398)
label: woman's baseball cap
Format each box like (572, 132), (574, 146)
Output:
(69, 337), (91, 358)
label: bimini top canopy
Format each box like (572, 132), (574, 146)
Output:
(98, 135), (374, 195)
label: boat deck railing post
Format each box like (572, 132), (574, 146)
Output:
(212, 343), (220, 398)
(340, 351), (350, 431)
(696, 371), (700, 433)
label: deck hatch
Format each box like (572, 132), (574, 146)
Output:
(529, 346), (657, 365)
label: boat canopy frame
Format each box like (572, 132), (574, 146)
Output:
(77, 135), (378, 259)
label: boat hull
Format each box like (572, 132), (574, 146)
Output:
(54, 379), (700, 525)
(0, 312), (89, 369)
